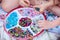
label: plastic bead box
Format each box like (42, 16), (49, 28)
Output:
(4, 8), (46, 40)
(0, 6), (59, 40)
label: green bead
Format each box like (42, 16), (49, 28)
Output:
(15, 33), (19, 37)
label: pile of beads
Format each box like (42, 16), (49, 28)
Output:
(8, 27), (33, 38)
(19, 17), (32, 27)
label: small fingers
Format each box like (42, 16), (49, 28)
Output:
(24, 0), (30, 4)
(33, 5), (45, 13)
(19, 0), (30, 7)
(24, 0), (30, 6)
(38, 20), (44, 27)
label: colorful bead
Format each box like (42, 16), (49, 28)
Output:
(20, 33), (25, 38)
(15, 33), (19, 37)
(35, 7), (40, 11)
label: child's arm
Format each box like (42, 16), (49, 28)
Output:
(49, 6), (60, 16)
(1, 0), (19, 12)
(53, 18), (60, 26)
(1, 0), (30, 12)
(38, 18), (60, 29)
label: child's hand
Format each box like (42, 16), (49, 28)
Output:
(38, 20), (57, 29)
(33, 0), (54, 13)
(19, 0), (30, 7)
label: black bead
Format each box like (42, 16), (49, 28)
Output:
(35, 7), (40, 11)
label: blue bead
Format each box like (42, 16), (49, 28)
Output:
(6, 23), (11, 29)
